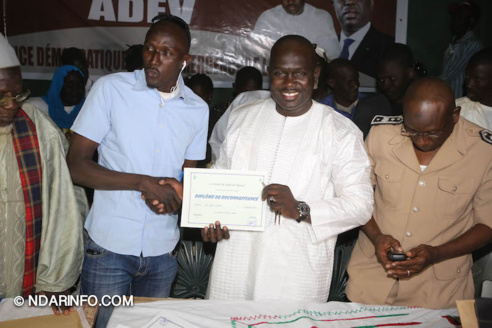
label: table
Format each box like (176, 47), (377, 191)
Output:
(108, 299), (460, 328)
(0, 298), (91, 327)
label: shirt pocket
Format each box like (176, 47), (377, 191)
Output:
(374, 164), (403, 208)
(433, 254), (471, 281)
(85, 238), (110, 258)
(434, 176), (476, 219)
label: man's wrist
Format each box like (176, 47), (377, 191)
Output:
(429, 245), (442, 264)
(364, 229), (385, 248)
(361, 219), (383, 246)
(136, 175), (151, 193)
(296, 201), (310, 223)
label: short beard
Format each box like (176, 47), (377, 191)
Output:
(0, 124), (13, 135)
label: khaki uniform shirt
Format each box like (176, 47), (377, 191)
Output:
(346, 117), (492, 309)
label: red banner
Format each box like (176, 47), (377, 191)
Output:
(2, 0), (397, 86)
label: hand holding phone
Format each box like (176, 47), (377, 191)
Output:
(387, 250), (407, 261)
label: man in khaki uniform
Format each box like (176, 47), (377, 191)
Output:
(346, 77), (492, 309)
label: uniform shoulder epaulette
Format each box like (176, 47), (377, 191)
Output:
(479, 129), (492, 145)
(371, 115), (403, 125)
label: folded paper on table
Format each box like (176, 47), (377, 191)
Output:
(181, 168), (267, 231)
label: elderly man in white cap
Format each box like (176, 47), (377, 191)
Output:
(0, 33), (87, 315)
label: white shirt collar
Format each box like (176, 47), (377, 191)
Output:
(479, 102), (492, 127)
(335, 99), (358, 114)
(479, 102), (492, 111)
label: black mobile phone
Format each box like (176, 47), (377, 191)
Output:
(387, 251), (407, 261)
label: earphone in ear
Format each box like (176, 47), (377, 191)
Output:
(182, 61), (186, 70)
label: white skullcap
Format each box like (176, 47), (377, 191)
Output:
(0, 33), (20, 69)
(314, 45), (328, 63)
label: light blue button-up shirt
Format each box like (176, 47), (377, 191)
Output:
(72, 70), (209, 256)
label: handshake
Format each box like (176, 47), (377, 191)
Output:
(140, 176), (183, 215)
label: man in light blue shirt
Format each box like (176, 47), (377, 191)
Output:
(67, 14), (208, 327)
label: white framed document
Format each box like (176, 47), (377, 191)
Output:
(181, 168), (267, 231)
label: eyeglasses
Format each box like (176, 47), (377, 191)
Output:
(401, 124), (441, 139)
(0, 89), (31, 107)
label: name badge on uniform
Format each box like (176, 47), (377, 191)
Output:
(480, 129), (492, 145)
(371, 115), (403, 125)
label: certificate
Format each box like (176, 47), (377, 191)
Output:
(181, 168), (267, 231)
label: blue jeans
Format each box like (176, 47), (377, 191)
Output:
(81, 238), (177, 328)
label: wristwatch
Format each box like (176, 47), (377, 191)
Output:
(296, 201), (310, 223)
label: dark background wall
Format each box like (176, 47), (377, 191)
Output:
(24, 0), (492, 106)
(407, 0), (492, 77)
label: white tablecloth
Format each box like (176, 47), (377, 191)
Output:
(109, 299), (459, 328)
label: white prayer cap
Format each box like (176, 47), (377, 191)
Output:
(314, 45), (328, 63)
(0, 33), (20, 69)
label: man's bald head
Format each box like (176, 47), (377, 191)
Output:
(403, 78), (459, 152)
(270, 35), (317, 68)
(404, 78), (456, 117)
